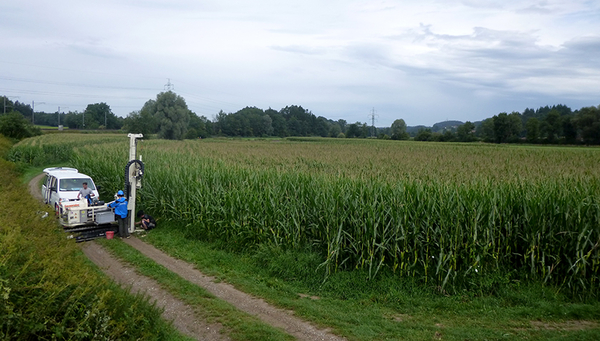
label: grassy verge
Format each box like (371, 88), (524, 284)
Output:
(0, 147), (191, 340)
(141, 224), (600, 341)
(98, 238), (294, 341)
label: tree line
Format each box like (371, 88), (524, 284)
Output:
(2, 94), (600, 145)
(1, 98), (124, 130)
(122, 92), (377, 139)
(412, 104), (600, 145)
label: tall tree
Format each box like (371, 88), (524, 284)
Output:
(542, 109), (561, 143)
(476, 118), (495, 142)
(525, 117), (540, 143)
(493, 112), (521, 143)
(124, 100), (158, 136)
(390, 119), (409, 140)
(575, 105), (600, 145)
(152, 91), (191, 140)
(84, 103), (122, 129)
(345, 123), (361, 138)
(456, 121), (476, 142)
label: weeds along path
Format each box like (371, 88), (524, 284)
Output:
(82, 242), (228, 341)
(124, 237), (345, 341)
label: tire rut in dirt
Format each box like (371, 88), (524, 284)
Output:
(82, 242), (228, 341)
(124, 237), (346, 341)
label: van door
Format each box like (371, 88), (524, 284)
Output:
(42, 175), (51, 204)
(49, 177), (59, 210)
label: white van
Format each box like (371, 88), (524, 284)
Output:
(42, 167), (100, 213)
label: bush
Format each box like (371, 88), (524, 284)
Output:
(0, 113), (41, 140)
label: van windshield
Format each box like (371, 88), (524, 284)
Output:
(59, 178), (96, 191)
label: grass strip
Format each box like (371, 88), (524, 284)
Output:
(98, 237), (294, 341)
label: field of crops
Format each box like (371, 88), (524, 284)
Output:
(11, 135), (600, 297)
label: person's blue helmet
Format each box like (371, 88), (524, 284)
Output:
(117, 190), (124, 196)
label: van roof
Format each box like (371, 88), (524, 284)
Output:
(43, 167), (93, 181)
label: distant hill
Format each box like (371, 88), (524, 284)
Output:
(432, 120), (464, 132)
(405, 120), (465, 136)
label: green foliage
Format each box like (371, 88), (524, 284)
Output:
(214, 106), (357, 138)
(125, 91), (192, 140)
(345, 123), (361, 138)
(84, 102), (122, 129)
(390, 119), (409, 140)
(187, 112), (210, 138)
(0, 135), (12, 159)
(542, 109), (561, 143)
(526, 117), (540, 143)
(493, 112), (522, 143)
(154, 92), (191, 140)
(0, 112), (41, 140)
(476, 118), (495, 142)
(414, 128), (433, 141)
(7, 134), (124, 167)
(124, 105), (158, 136)
(576, 105), (600, 145)
(456, 121), (476, 142)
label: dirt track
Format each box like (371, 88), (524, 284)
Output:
(82, 242), (227, 341)
(30, 173), (345, 341)
(124, 237), (345, 341)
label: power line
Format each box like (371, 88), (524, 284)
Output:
(0, 75), (162, 91)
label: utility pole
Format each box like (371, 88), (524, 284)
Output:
(370, 107), (378, 138)
(57, 106), (68, 128)
(32, 101), (45, 125)
(164, 78), (174, 91)
(3, 96), (19, 115)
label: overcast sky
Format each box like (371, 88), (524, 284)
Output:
(1, 0), (599, 126)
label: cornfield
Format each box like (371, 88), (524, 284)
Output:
(12, 135), (600, 296)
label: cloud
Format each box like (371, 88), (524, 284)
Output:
(270, 45), (325, 55)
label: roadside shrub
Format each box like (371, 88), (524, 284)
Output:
(0, 112), (41, 140)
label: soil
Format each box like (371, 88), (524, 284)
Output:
(529, 320), (599, 331)
(82, 242), (227, 341)
(29, 173), (45, 201)
(29, 173), (346, 341)
(124, 238), (345, 341)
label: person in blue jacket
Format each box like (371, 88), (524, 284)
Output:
(108, 190), (128, 238)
